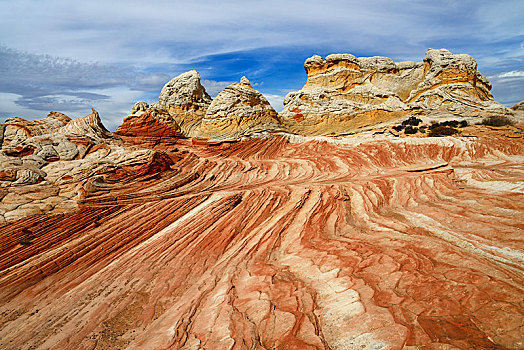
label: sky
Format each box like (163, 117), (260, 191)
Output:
(0, 0), (523, 130)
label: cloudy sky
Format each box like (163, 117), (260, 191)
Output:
(1, 0), (523, 130)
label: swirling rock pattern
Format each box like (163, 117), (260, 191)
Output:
(0, 120), (523, 349)
(115, 108), (183, 146)
(2, 111), (71, 147)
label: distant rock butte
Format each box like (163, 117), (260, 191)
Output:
(280, 48), (510, 135)
(199, 77), (283, 140)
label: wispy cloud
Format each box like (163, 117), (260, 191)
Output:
(497, 70), (524, 78)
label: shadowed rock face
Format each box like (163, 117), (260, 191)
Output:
(280, 49), (510, 136)
(199, 77), (283, 140)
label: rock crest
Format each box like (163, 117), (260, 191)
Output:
(280, 48), (510, 135)
(199, 77), (282, 140)
(158, 70), (212, 136)
(115, 108), (182, 145)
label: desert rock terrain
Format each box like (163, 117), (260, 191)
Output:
(0, 49), (523, 350)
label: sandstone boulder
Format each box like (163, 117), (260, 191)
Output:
(158, 70), (212, 136)
(199, 77), (282, 140)
(280, 49), (510, 136)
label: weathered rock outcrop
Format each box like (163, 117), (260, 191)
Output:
(280, 49), (510, 135)
(512, 99), (524, 111)
(199, 77), (283, 140)
(131, 101), (149, 115)
(58, 108), (112, 141)
(115, 108), (183, 145)
(1, 49), (523, 350)
(0, 110), (174, 224)
(0, 110), (114, 188)
(1, 111), (71, 147)
(158, 70), (212, 136)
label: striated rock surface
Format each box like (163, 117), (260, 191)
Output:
(1, 49), (523, 350)
(115, 108), (183, 146)
(199, 77), (283, 140)
(58, 108), (112, 141)
(1, 111), (71, 147)
(280, 49), (510, 136)
(1, 121), (523, 349)
(158, 70), (212, 137)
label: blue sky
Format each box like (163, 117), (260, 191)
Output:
(0, 0), (523, 130)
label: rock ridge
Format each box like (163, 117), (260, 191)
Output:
(280, 48), (511, 136)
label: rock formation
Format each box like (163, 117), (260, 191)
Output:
(115, 108), (183, 146)
(280, 49), (510, 135)
(199, 77), (283, 140)
(131, 101), (149, 115)
(1, 111), (71, 147)
(0, 49), (523, 350)
(511, 99), (524, 111)
(158, 70), (212, 136)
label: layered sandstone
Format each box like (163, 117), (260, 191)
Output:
(115, 108), (183, 146)
(0, 49), (523, 350)
(158, 70), (212, 137)
(280, 49), (510, 135)
(199, 77), (283, 140)
(0, 124), (523, 349)
(1, 111), (71, 147)
(0, 111), (175, 224)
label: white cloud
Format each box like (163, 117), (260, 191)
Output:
(201, 80), (233, 97)
(263, 93), (285, 112)
(497, 70), (524, 78)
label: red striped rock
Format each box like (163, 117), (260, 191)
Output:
(115, 108), (183, 146)
(0, 126), (523, 349)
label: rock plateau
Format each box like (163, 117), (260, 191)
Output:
(280, 49), (510, 135)
(0, 48), (523, 350)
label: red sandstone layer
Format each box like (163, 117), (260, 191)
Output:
(0, 129), (523, 349)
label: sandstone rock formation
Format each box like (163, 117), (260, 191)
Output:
(115, 108), (183, 146)
(0, 110), (175, 224)
(199, 76), (283, 140)
(1, 111), (71, 147)
(0, 124), (523, 349)
(511, 99), (524, 111)
(0, 49), (523, 350)
(158, 70), (212, 136)
(131, 101), (149, 115)
(280, 49), (511, 135)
